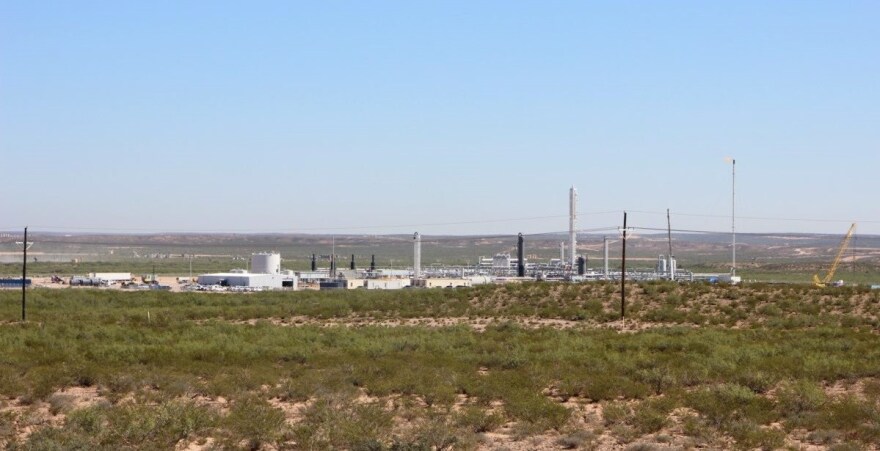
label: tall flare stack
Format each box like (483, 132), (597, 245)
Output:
(413, 232), (421, 278)
(569, 186), (577, 268)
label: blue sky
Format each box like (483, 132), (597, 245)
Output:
(2, 1), (878, 235)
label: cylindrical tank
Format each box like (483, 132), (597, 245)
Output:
(657, 255), (667, 273)
(251, 252), (281, 274)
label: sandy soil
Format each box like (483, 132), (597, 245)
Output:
(213, 316), (693, 333)
(3, 378), (879, 450)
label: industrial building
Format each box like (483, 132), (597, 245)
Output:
(197, 253), (296, 290)
(0, 278), (31, 288)
(412, 278), (471, 289)
(88, 272), (133, 283)
(196, 271), (289, 289)
(365, 278), (411, 290)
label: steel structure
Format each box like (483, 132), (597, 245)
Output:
(813, 223), (857, 287)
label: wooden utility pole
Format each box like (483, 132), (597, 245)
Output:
(22, 227), (27, 322)
(667, 208), (674, 281)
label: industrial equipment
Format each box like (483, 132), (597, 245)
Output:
(813, 223), (856, 288)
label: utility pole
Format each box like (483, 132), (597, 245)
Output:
(22, 227), (28, 322)
(16, 228), (34, 321)
(726, 157), (736, 277)
(667, 208), (674, 281)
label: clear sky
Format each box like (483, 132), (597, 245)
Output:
(2, 1), (878, 235)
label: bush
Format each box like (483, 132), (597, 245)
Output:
(454, 406), (504, 433)
(293, 393), (393, 449)
(602, 401), (630, 426)
(776, 379), (826, 425)
(686, 384), (776, 427)
(726, 419), (785, 450)
(556, 430), (595, 449)
(225, 396), (285, 448)
(504, 394), (569, 430)
(44, 394), (75, 416)
(390, 414), (460, 451)
(632, 404), (668, 434)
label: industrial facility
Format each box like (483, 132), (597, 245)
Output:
(4, 185), (758, 293)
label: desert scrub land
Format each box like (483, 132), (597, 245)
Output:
(1, 282), (880, 450)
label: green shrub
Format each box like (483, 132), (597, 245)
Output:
(686, 384), (776, 427)
(726, 419), (785, 450)
(454, 406), (504, 433)
(602, 401), (630, 426)
(390, 414), (460, 451)
(504, 394), (569, 430)
(225, 396), (285, 448)
(293, 393), (393, 449)
(632, 406), (667, 434)
(776, 379), (826, 425)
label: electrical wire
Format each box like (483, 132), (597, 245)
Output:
(625, 209), (877, 224)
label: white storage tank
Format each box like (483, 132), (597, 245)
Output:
(251, 252), (281, 274)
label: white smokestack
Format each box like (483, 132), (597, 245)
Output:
(569, 186), (577, 268)
(413, 232), (421, 278)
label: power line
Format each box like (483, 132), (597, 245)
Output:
(626, 209), (879, 225)
(3, 209), (879, 235)
(0, 211), (624, 234)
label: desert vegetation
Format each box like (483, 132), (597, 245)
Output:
(1, 282), (879, 449)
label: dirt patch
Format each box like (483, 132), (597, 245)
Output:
(0, 386), (108, 445)
(207, 316), (694, 333)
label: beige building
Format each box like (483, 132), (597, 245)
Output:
(365, 278), (411, 290)
(412, 278), (472, 289)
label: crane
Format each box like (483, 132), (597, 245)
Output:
(813, 223), (856, 288)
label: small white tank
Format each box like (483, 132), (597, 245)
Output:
(251, 252), (281, 274)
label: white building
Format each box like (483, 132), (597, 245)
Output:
(197, 272), (287, 289)
(88, 272), (133, 283)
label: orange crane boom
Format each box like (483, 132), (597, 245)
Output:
(813, 223), (856, 287)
